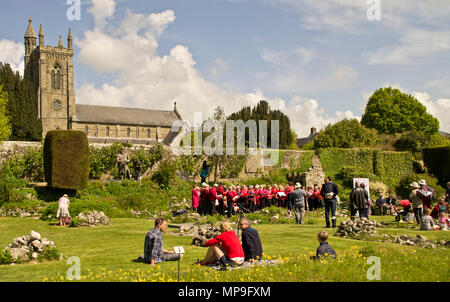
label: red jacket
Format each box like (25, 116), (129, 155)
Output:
(209, 187), (218, 201)
(226, 190), (237, 203)
(192, 189), (200, 208)
(200, 188), (210, 201)
(205, 231), (244, 259)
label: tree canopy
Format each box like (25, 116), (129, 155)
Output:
(361, 87), (439, 135)
(313, 118), (379, 149)
(0, 62), (42, 141)
(227, 100), (293, 149)
(0, 85), (11, 141)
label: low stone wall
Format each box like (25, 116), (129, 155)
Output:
(0, 141), (41, 163)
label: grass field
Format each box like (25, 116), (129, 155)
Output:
(0, 215), (449, 282)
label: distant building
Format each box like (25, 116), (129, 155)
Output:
(23, 19), (185, 145)
(296, 127), (318, 148)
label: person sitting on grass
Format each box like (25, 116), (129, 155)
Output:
(420, 208), (436, 231)
(143, 218), (182, 266)
(197, 221), (244, 267)
(437, 212), (450, 230)
(311, 231), (337, 260)
(240, 218), (263, 262)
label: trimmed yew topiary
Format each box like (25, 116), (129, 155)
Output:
(44, 131), (89, 190)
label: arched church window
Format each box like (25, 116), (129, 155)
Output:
(51, 64), (63, 91)
(85, 125), (89, 136)
(127, 127), (131, 138)
(106, 126), (110, 137)
(147, 129), (151, 138)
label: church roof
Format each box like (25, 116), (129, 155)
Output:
(25, 19), (36, 38)
(73, 104), (181, 127)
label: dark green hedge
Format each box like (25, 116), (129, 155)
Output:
(44, 131), (90, 190)
(317, 148), (375, 174)
(317, 148), (413, 186)
(423, 146), (450, 184)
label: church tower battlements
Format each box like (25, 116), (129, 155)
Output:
(24, 18), (75, 137)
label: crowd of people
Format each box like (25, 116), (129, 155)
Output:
(143, 217), (335, 268)
(191, 176), (340, 228)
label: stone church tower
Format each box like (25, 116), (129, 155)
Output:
(24, 18), (75, 137)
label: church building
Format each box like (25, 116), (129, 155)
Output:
(24, 19), (184, 145)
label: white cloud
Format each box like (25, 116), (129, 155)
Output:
(0, 39), (24, 75)
(365, 30), (450, 65)
(286, 96), (358, 137)
(89, 0), (116, 28)
(412, 92), (450, 133)
(75, 2), (358, 139)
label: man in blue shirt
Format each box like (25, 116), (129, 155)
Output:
(144, 218), (182, 265)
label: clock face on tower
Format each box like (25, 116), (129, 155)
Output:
(53, 99), (62, 111)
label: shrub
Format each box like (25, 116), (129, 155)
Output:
(152, 160), (177, 189)
(423, 146), (450, 185)
(44, 131), (90, 190)
(0, 249), (13, 265)
(395, 174), (445, 200)
(369, 181), (389, 198)
(0, 168), (12, 206)
(3, 147), (44, 182)
(69, 217), (82, 227)
(38, 246), (61, 262)
(314, 119), (379, 149)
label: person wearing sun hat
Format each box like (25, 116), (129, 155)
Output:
(417, 179), (434, 210)
(409, 182), (423, 224)
(57, 194), (70, 226)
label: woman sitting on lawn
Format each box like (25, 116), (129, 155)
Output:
(420, 208), (436, 231)
(198, 221), (244, 267)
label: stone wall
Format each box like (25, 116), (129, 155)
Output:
(0, 141), (42, 164)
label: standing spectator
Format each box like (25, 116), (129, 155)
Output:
(320, 177), (339, 228)
(199, 183), (210, 216)
(209, 184), (219, 216)
(192, 185), (200, 212)
(289, 183), (306, 224)
(445, 182), (450, 204)
(240, 218), (263, 262)
(420, 208), (435, 231)
(57, 194), (70, 226)
(349, 181), (360, 218)
(144, 218), (182, 265)
(217, 184), (226, 215)
(313, 185), (322, 209)
(409, 182), (423, 224)
(306, 186), (314, 212)
(352, 183), (369, 219)
(417, 179), (433, 210)
(200, 161), (210, 184)
(133, 158), (142, 181)
(226, 185), (238, 218)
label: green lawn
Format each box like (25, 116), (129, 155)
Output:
(0, 216), (449, 282)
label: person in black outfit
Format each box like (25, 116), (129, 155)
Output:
(133, 159), (142, 181)
(320, 176), (339, 228)
(239, 218), (263, 262)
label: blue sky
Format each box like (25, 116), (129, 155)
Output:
(0, 0), (449, 136)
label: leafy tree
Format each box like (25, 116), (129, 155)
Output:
(0, 62), (42, 141)
(361, 87), (439, 135)
(227, 100), (293, 149)
(395, 131), (450, 152)
(313, 119), (379, 149)
(0, 85), (11, 141)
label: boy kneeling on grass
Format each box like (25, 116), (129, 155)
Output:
(310, 231), (337, 260)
